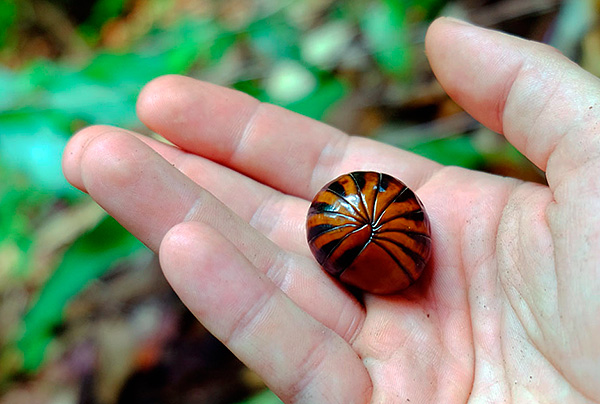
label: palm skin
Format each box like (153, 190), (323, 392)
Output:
(62, 18), (599, 403)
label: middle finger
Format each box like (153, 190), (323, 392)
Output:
(69, 129), (365, 341)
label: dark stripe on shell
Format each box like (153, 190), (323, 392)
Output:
(373, 235), (428, 268)
(328, 180), (346, 196)
(371, 239), (415, 281)
(349, 172), (371, 222)
(319, 224), (369, 266)
(372, 185), (409, 226)
(307, 223), (360, 244)
(331, 242), (368, 276)
(324, 188), (368, 222)
(373, 209), (425, 229)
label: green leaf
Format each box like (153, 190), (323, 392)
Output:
(17, 215), (145, 371)
(79, 0), (129, 42)
(247, 14), (301, 61)
(284, 75), (348, 120)
(232, 79), (266, 100)
(235, 72), (347, 121)
(0, 67), (34, 110)
(0, 110), (73, 193)
(235, 389), (283, 404)
(21, 60), (137, 126)
(0, 162), (54, 276)
(18, 19), (231, 128)
(300, 20), (354, 69)
(360, 1), (413, 79)
(408, 135), (485, 169)
(411, 0), (449, 20)
(0, 197), (35, 275)
(87, 0), (128, 27)
(136, 18), (230, 68)
(208, 29), (238, 63)
(265, 60), (317, 104)
(0, 0), (17, 47)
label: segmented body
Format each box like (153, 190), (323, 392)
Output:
(306, 171), (431, 294)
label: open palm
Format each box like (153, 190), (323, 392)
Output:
(63, 19), (599, 403)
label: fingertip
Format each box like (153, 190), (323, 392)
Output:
(425, 16), (481, 75)
(425, 16), (473, 48)
(136, 74), (260, 160)
(63, 125), (121, 192)
(425, 17), (475, 92)
(62, 133), (86, 191)
(136, 74), (195, 129)
(159, 221), (226, 291)
(425, 17), (517, 134)
(160, 221), (212, 265)
(160, 221), (200, 289)
(79, 130), (149, 193)
(159, 221), (262, 325)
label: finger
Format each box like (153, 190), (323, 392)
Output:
(64, 130), (364, 340)
(426, 18), (600, 399)
(160, 222), (372, 403)
(425, 17), (600, 190)
(136, 75), (441, 198)
(63, 126), (310, 255)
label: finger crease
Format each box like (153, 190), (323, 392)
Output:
(287, 336), (331, 403)
(223, 287), (277, 347)
(263, 251), (290, 291)
(338, 298), (365, 345)
(498, 57), (526, 136)
(523, 75), (563, 165)
(229, 101), (265, 164)
(249, 191), (283, 239)
(309, 134), (350, 193)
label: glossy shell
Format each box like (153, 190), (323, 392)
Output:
(306, 171), (431, 294)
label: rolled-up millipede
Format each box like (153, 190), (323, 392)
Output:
(306, 171), (432, 294)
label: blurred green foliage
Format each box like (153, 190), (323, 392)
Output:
(236, 389), (283, 404)
(18, 215), (143, 370)
(80, 0), (130, 41)
(0, 0), (16, 47)
(0, 165), (47, 274)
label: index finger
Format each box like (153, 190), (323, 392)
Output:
(136, 76), (441, 199)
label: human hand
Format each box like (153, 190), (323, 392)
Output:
(62, 18), (600, 403)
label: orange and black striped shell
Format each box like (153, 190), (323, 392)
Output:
(306, 171), (431, 294)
